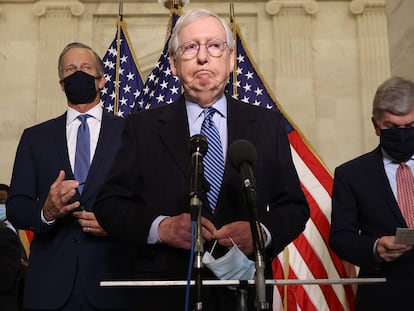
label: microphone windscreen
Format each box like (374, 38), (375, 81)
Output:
(188, 134), (208, 156)
(228, 139), (257, 170)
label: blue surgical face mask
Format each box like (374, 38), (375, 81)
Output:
(0, 204), (6, 222)
(202, 239), (256, 282)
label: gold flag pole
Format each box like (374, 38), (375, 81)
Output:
(161, 0), (187, 10)
(230, 3), (238, 98)
(160, 0), (183, 41)
(113, 0), (124, 116)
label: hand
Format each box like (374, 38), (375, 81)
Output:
(43, 170), (80, 221)
(20, 258), (28, 278)
(158, 213), (216, 250)
(73, 210), (108, 236)
(214, 221), (253, 255)
(376, 235), (412, 262)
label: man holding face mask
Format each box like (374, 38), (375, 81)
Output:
(330, 76), (414, 310)
(94, 8), (309, 311)
(7, 42), (134, 311)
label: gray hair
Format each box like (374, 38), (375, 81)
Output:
(372, 76), (414, 122)
(168, 8), (234, 56)
(58, 42), (104, 80)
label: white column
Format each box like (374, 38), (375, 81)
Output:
(33, 1), (85, 121)
(265, 0), (318, 140)
(350, 0), (390, 149)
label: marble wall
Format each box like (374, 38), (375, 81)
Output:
(0, 0), (396, 184)
(386, 0), (414, 81)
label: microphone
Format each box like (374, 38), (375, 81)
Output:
(188, 134), (208, 218)
(228, 139), (269, 310)
(228, 139), (257, 194)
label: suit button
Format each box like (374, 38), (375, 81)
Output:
(72, 238), (77, 243)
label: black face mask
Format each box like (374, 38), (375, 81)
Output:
(380, 127), (414, 163)
(62, 71), (99, 105)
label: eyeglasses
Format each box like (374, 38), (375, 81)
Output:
(177, 39), (228, 59)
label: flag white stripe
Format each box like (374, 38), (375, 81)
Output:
(286, 243), (329, 309)
(287, 144), (350, 309)
(290, 145), (332, 221)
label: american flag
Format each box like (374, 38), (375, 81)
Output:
(19, 229), (33, 258)
(226, 22), (355, 311)
(134, 12), (182, 110)
(100, 19), (144, 118)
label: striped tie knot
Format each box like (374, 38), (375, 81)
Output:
(203, 107), (217, 126)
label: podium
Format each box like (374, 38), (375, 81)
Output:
(101, 278), (385, 310)
(100, 278), (386, 287)
(100, 278), (386, 288)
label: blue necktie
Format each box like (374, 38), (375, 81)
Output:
(201, 107), (225, 212)
(74, 114), (91, 194)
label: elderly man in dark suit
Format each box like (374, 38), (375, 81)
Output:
(330, 76), (414, 310)
(7, 42), (134, 311)
(94, 8), (309, 311)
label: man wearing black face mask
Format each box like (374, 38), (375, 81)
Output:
(6, 42), (134, 311)
(330, 76), (414, 311)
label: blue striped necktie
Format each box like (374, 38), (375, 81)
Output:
(201, 107), (225, 212)
(74, 114), (91, 194)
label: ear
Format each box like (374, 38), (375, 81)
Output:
(372, 117), (381, 136)
(97, 75), (106, 89)
(229, 48), (235, 74)
(169, 53), (178, 76)
(59, 80), (65, 92)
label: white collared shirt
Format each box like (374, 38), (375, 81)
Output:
(66, 104), (103, 173)
(383, 153), (414, 200)
(186, 94), (228, 161)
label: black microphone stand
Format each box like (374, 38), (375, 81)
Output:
(243, 175), (269, 311)
(190, 194), (204, 311)
(189, 135), (208, 311)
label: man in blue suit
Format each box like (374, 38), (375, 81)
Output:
(7, 42), (134, 311)
(94, 8), (309, 311)
(330, 76), (414, 310)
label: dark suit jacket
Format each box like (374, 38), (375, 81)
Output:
(7, 111), (135, 310)
(94, 95), (309, 310)
(330, 146), (414, 310)
(0, 223), (21, 311)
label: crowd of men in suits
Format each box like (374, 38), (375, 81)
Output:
(2, 7), (414, 311)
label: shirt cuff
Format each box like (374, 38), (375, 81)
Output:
(373, 238), (383, 263)
(260, 223), (272, 248)
(41, 208), (56, 225)
(147, 215), (170, 244)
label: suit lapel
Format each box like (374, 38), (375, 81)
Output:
(159, 97), (191, 181)
(213, 96), (258, 216)
(226, 95), (258, 147)
(370, 147), (407, 226)
(88, 113), (115, 177)
(82, 112), (121, 199)
(52, 113), (74, 180)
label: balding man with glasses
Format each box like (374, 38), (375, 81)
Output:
(94, 8), (309, 311)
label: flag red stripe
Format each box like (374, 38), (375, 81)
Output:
(301, 186), (346, 276)
(288, 130), (333, 196)
(274, 261), (318, 311)
(292, 231), (346, 310)
(291, 135), (356, 308)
